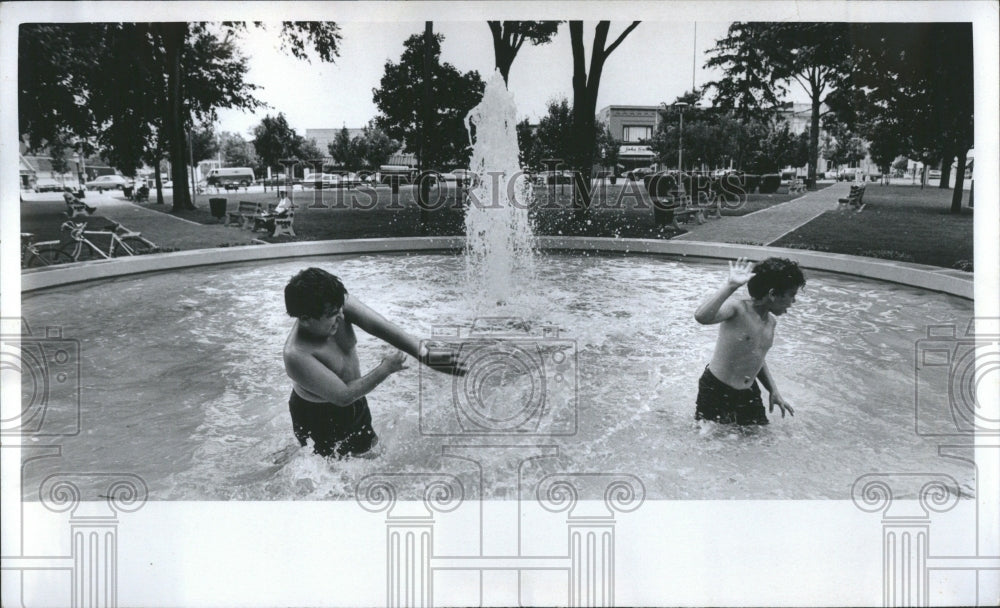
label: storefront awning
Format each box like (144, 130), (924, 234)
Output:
(618, 144), (655, 158)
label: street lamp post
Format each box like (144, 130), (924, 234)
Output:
(673, 102), (689, 172)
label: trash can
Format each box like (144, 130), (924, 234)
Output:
(123, 186), (133, 199)
(209, 198), (227, 222)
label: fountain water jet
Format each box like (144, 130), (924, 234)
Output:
(463, 71), (536, 307)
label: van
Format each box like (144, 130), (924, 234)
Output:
(206, 167), (255, 188)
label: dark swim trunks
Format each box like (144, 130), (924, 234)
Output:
(695, 366), (769, 426)
(288, 390), (379, 458)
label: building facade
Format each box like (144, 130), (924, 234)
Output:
(595, 105), (660, 173)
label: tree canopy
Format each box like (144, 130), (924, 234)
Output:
(705, 22), (853, 184)
(487, 21), (561, 84)
(373, 32), (485, 170)
(19, 21), (341, 211)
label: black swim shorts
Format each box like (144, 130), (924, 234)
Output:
(694, 366), (768, 426)
(288, 390), (379, 458)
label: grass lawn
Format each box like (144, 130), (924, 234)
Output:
(771, 184), (973, 270)
(136, 180), (819, 242)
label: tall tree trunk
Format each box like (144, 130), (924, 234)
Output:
(154, 161), (164, 204)
(939, 150), (953, 189)
(951, 149), (968, 214)
(163, 22), (193, 211)
(418, 21), (433, 230)
(808, 95), (821, 187)
(489, 22), (514, 84)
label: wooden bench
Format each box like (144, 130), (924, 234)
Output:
(838, 183), (867, 211)
(788, 178), (807, 195)
(653, 187), (707, 230)
(227, 201), (261, 228)
(271, 208), (295, 237)
(63, 192), (95, 218)
(252, 203), (296, 237)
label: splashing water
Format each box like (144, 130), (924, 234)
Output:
(463, 71), (536, 307)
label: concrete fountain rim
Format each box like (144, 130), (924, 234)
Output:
(21, 236), (973, 300)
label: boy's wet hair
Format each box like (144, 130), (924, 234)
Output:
(747, 257), (806, 299)
(285, 267), (348, 319)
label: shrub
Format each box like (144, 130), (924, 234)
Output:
(759, 174), (782, 194)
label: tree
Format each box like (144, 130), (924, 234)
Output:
(568, 21), (641, 216)
(219, 132), (258, 168)
(190, 123), (220, 165)
(354, 123), (399, 170)
(19, 22), (341, 212)
(373, 32), (485, 169)
(487, 21), (560, 84)
(533, 98), (575, 164)
(846, 23), (973, 212)
(253, 113), (303, 172)
(594, 124), (620, 175)
(328, 126), (360, 170)
(516, 118), (540, 171)
(705, 23), (853, 186)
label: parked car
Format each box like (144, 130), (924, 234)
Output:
(624, 167), (654, 181)
(34, 178), (65, 193)
(85, 175), (130, 192)
(928, 169), (942, 180)
(302, 173), (350, 189)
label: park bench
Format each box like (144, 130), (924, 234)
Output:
(838, 183), (867, 211)
(271, 208), (295, 237)
(252, 202), (296, 237)
(788, 178), (807, 195)
(227, 201), (261, 229)
(658, 186), (706, 230)
(63, 192), (95, 218)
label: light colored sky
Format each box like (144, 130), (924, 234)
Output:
(215, 21), (741, 137)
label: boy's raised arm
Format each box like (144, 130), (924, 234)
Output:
(345, 295), (467, 376)
(694, 257), (754, 324)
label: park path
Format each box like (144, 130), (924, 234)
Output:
(78, 192), (262, 250)
(674, 181), (850, 245)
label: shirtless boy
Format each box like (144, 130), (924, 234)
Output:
(693, 257), (805, 425)
(283, 267), (463, 458)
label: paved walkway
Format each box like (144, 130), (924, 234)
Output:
(22, 191), (262, 250)
(674, 181), (850, 245)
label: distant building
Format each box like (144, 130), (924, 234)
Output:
(18, 141), (112, 191)
(595, 105), (660, 172)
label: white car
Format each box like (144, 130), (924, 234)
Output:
(85, 175), (131, 192)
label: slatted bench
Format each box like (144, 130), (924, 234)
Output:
(788, 178), (807, 195)
(227, 201), (261, 228)
(838, 183), (867, 211)
(63, 192), (95, 218)
(271, 209), (295, 237)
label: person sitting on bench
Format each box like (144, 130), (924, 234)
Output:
(257, 191), (294, 233)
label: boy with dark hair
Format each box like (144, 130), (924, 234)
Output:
(283, 267), (463, 458)
(693, 257), (805, 426)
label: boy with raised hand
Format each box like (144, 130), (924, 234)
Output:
(283, 267), (464, 458)
(693, 257), (805, 426)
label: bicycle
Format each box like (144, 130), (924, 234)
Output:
(21, 232), (74, 268)
(59, 220), (159, 261)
